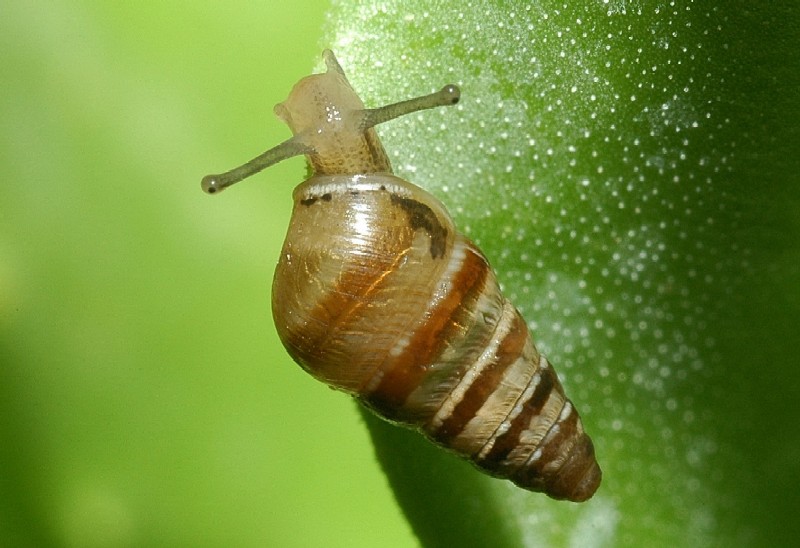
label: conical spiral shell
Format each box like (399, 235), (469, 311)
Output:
(272, 173), (601, 501)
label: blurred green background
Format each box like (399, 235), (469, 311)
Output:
(2, 2), (799, 547)
(1, 2), (416, 547)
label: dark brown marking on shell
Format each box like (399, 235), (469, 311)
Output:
(361, 246), (489, 420)
(510, 407), (579, 493)
(389, 194), (448, 259)
(299, 192), (335, 207)
(479, 363), (559, 466)
(509, 405), (600, 501)
(431, 310), (529, 444)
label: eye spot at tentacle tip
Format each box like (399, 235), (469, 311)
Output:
(442, 84), (461, 104)
(201, 175), (220, 194)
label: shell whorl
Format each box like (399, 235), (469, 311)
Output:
(272, 173), (601, 501)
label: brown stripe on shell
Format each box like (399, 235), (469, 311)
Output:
(275, 244), (410, 380)
(429, 308), (529, 443)
(478, 361), (560, 466)
(509, 402), (601, 502)
(360, 243), (489, 420)
(393, 244), (507, 424)
(272, 189), (419, 388)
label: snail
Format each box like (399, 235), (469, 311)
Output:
(201, 50), (601, 501)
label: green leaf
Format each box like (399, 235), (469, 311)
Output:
(324, 2), (800, 546)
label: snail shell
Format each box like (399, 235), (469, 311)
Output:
(202, 50), (601, 502)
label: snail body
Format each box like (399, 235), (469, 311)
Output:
(202, 50), (601, 501)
